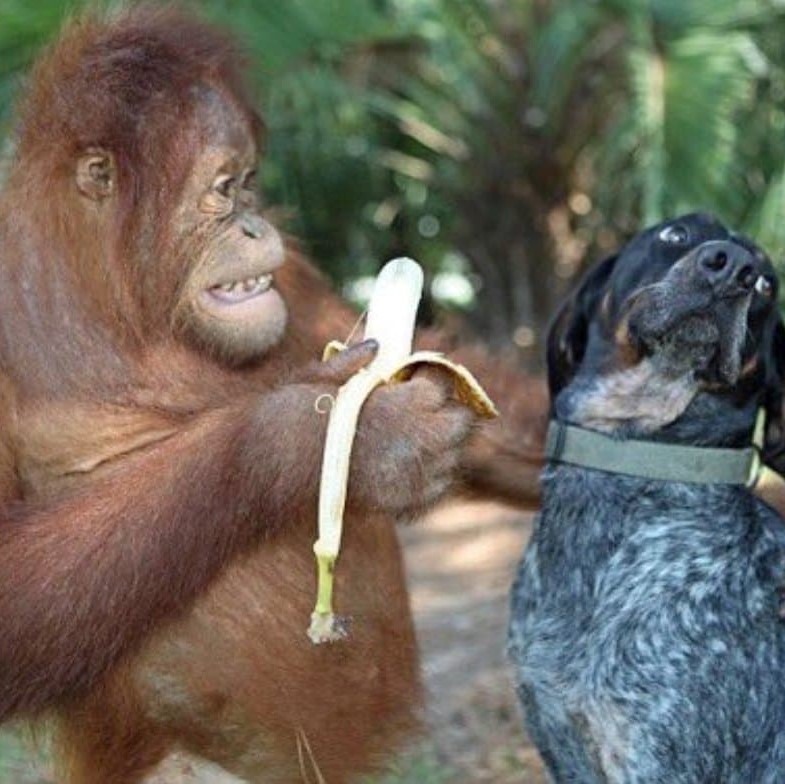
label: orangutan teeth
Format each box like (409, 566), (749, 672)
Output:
(209, 274), (273, 302)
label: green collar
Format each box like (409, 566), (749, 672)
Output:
(545, 409), (766, 487)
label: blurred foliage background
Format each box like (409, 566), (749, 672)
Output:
(3, 0), (785, 366)
(2, 2), (785, 781)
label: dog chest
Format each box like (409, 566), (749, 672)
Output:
(509, 467), (785, 782)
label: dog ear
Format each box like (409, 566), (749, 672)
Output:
(546, 254), (618, 399)
(761, 316), (785, 472)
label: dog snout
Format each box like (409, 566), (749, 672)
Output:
(697, 241), (757, 297)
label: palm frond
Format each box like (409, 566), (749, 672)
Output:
(662, 31), (758, 218)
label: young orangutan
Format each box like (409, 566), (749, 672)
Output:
(0, 7), (546, 782)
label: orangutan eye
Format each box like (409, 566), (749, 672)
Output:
(241, 169), (257, 190)
(658, 224), (690, 245)
(755, 275), (774, 298)
(213, 174), (236, 198)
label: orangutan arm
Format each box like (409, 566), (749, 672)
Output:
(0, 343), (473, 719)
(448, 345), (546, 509)
(0, 397), (307, 719)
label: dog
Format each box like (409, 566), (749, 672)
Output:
(509, 212), (785, 783)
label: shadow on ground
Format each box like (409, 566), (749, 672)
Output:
(397, 501), (544, 784)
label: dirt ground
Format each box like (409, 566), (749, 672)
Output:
(399, 500), (545, 784)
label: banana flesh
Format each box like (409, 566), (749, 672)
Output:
(308, 259), (497, 644)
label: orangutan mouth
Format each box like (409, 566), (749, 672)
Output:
(207, 274), (273, 304)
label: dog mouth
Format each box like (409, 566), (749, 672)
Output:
(626, 289), (752, 386)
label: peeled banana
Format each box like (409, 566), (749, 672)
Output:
(308, 257), (498, 644)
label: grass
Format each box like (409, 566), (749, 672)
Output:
(0, 728), (51, 784)
(365, 747), (453, 784)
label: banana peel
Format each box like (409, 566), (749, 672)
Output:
(323, 341), (498, 418)
(308, 259), (497, 645)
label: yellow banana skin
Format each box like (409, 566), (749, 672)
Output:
(323, 341), (498, 418)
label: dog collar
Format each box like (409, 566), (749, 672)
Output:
(545, 409), (766, 487)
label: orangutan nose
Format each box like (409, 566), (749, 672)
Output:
(240, 213), (268, 239)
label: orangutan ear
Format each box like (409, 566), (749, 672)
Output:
(76, 148), (116, 201)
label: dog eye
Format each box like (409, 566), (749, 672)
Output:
(658, 224), (690, 245)
(755, 275), (774, 298)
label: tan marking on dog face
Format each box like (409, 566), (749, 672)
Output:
(613, 314), (641, 369)
(739, 354), (759, 379)
(571, 359), (698, 434)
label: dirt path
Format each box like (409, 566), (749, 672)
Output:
(400, 500), (545, 784)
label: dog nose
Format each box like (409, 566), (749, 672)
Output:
(697, 241), (757, 296)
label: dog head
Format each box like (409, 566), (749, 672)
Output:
(548, 213), (785, 456)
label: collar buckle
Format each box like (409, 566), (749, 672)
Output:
(746, 447), (764, 489)
(746, 407), (768, 489)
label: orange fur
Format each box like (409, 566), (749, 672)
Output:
(0, 7), (545, 782)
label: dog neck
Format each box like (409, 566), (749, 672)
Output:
(555, 358), (763, 451)
(557, 358), (699, 435)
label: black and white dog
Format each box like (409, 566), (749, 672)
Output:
(509, 213), (785, 782)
